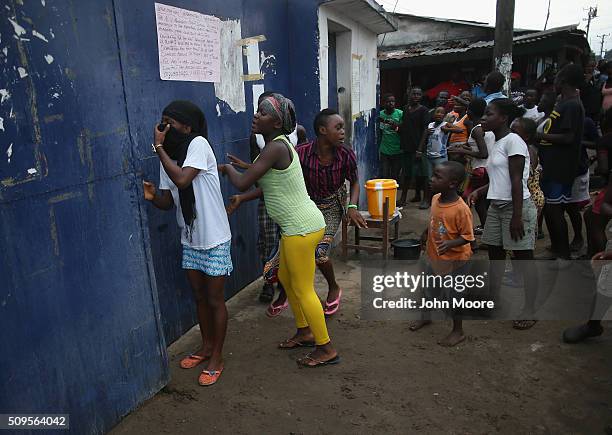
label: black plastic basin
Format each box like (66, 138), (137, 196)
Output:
(391, 238), (421, 260)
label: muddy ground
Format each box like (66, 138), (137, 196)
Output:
(112, 203), (612, 434)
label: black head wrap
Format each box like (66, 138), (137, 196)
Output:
(161, 100), (208, 234)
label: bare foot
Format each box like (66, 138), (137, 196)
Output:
(204, 356), (223, 372)
(192, 347), (213, 358)
(409, 320), (432, 331)
(326, 285), (341, 304)
(273, 291), (287, 307)
(437, 330), (466, 347)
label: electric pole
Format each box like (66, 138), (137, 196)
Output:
(597, 33), (610, 58)
(583, 6), (598, 39)
(493, 0), (515, 95)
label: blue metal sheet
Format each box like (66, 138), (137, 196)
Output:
(1, 0), (379, 432)
(111, 0), (294, 343)
(1, 1), (168, 433)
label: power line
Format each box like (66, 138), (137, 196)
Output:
(544, 0), (551, 30)
(379, 0), (399, 47)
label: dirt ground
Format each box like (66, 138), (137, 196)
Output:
(111, 202), (612, 435)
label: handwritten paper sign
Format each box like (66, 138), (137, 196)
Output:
(351, 54), (361, 115)
(155, 3), (221, 82)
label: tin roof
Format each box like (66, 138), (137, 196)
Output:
(322, 0), (398, 35)
(379, 24), (582, 61)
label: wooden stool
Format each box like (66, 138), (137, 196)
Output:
(341, 197), (401, 260)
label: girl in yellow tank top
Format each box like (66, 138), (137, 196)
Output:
(219, 93), (339, 368)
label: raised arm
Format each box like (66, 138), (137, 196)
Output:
(450, 126), (488, 158)
(220, 139), (287, 192)
(154, 125), (200, 190)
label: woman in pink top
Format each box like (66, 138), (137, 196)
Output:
(602, 64), (612, 113)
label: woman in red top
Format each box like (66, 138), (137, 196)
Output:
(228, 109), (367, 317)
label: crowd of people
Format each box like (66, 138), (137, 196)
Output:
(379, 60), (612, 345)
(143, 94), (367, 386)
(139, 59), (612, 387)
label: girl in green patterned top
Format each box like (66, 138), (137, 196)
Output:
(218, 93), (339, 368)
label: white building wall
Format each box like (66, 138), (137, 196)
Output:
(318, 6), (379, 124)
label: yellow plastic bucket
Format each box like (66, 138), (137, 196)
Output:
(365, 179), (398, 219)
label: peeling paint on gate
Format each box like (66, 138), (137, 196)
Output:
(214, 19), (246, 114)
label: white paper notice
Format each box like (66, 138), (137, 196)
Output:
(155, 3), (221, 82)
(351, 55), (361, 115)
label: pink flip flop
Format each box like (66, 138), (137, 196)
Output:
(324, 289), (342, 316)
(266, 300), (289, 318)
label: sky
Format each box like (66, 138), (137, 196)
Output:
(376, 0), (612, 56)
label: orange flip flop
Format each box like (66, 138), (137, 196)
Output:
(180, 354), (208, 369)
(199, 367), (223, 386)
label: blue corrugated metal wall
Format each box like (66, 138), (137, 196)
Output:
(113, 0), (295, 344)
(0, 0), (377, 433)
(0, 1), (169, 433)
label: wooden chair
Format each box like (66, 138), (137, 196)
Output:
(341, 197), (401, 260)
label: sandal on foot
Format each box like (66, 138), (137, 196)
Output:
(180, 354), (208, 369)
(297, 354), (341, 368)
(562, 323), (604, 343)
(198, 367), (223, 386)
(324, 289), (342, 316)
(278, 338), (316, 349)
(512, 320), (538, 330)
(266, 300), (289, 318)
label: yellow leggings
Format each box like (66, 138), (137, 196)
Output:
(278, 228), (330, 345)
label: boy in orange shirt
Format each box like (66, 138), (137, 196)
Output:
(412, 161), (475, 346)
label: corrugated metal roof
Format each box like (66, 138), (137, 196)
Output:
(389, 12), (535, 33)
(323, 0), (398, 35)
(379, 24), (582, 61)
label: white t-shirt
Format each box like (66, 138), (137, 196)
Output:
(486, 132), (531, 201)
(159, 136), (232, 250)
(521, 105), (545, 121)
(426, 121), (448, 158)
(468, 125), (495, 170)
(256, 126), (298, 150)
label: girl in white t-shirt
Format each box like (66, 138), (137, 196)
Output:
(468, 98), (539, 329)
(448, 98), (495, 233)
(143, 100), (231, 387)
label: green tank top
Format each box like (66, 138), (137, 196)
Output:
(256, 135), (325, 236)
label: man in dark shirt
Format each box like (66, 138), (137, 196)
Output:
(581, 60), (603, 124)
(428, 90), (450, 117)
(399, 87), (430, 205)
(536, 64), (585, 260)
